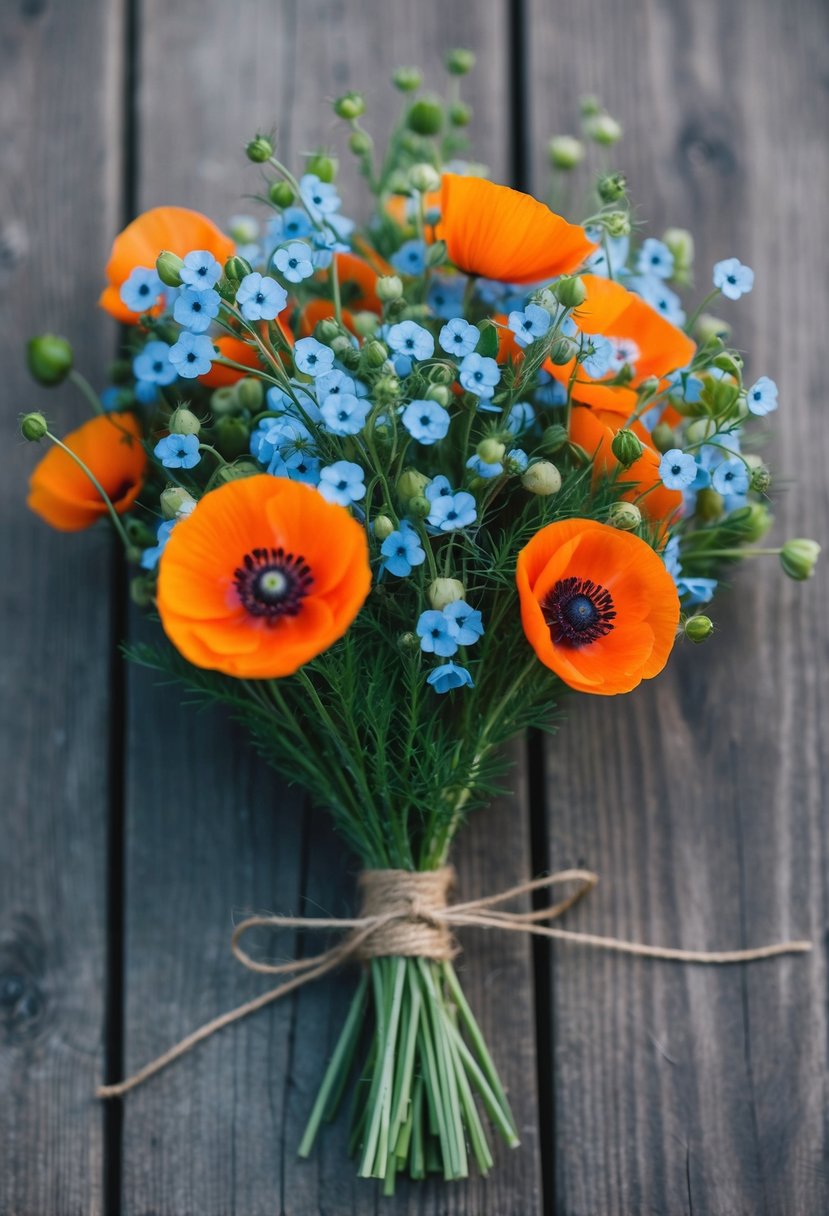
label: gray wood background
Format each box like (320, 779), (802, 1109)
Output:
(0, 1), (826, 1213)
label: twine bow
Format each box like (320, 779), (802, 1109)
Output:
(97, 866), (811, 1100)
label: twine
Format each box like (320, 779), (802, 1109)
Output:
(97, 866), (811, 1100)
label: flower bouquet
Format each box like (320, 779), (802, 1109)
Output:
(21, 51), (817, 1192)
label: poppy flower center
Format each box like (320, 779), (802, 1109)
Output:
(234, 546), (313, 623)
(543, 576), (616, 647)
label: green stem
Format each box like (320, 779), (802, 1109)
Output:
(297, 972), (368, 1157)
(443, 960), (518, 1138)
(68, 369), (103, 414)
(684, 286), (722, 335)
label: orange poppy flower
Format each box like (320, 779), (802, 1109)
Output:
(100, 206), (234, 323)
(335, 252), (384, 313)
(28, 412), (146, 532)
(156, 475), (371, 679)
(516, 518), (679, 695)
(546, 274), (695, 415)
(569, 406), (683, 534)
(439, 175), (597, 285)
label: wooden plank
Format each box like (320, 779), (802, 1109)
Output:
(524, 1), (829, 1213)
(122, 2), (542, 1213)
(0, 1), (126, 1212)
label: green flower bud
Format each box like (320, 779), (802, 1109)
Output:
(246, 135), (273, 163)
(695, 487), (725, 523)
(397, 468), (430, 503)
(602, 210), (630, 237)
(406, 97), (444, 136)
(27, 334), (73, 386)
(548, 135), (584, 169)
(637, 375), (660, 398)
(362, 339), (388, 368)
(130, 576), (156, 608)
(268, 180), (295, 208)
(780, 538), (820, 581)
(650, 422), (676, 454)
(663, 227), (694, 284)
(160, 486), (196, 519)
(555, 274), (587, 308)
(392, 66), (422, 92)
(445, 48), (475, 75)
(549, 336), (578, 365)
(224, 254), (253, 283)
(306, 152), (337, 183)
(585, 113), (623, 144)
(611, 428), (644, 468)
(608, 501), (642, 531)
(20, 411), (48, 441)
(428, 577), (466, 610)
(694, 313), (731, 344)
(333, 91), (365, 120)
(373, 514), (395, 541)
(542, 423), (569, 453)
(214, 416), (249, 460)
(580, 94), (602, 117)
(477, 437), (506, 465)
(749, 462), (771, 494)
(352, 311), (380, 338)
(125, 517), (157, 547)
(156, 250), (184, 287)
(374, 374), (401, 403)
(210, 386), (239, 416)
(399, 631), (420, 651)
(728, 503), (772, 542)
(348, 130), (372, 157)
(409, 162), (441, 193)
(713, 351), (743, 377)
(235, 378), (263, 411)
(168, 406), (201, 436)
(425, 384), (450, 407)
(596, 172), (627, 203)
(449, 102), (471, 128)
(684, 615), (714, 643)
(315, 317), (343, 345)
(428, 363), (456, 386)
(522, 460), (562, 496)
(408, 494), (431, 519)
(376, 274), (404, 303)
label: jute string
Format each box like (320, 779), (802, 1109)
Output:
(97, 866), (811, 1100)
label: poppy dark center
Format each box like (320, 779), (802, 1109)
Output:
(543, 576), (616, 647)
(234, 546), (313, 624)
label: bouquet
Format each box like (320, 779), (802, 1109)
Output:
(21, 50), (818, 1192)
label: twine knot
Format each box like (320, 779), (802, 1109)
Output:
(354, 867), (458, 961)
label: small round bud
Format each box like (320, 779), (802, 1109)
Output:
(425, 384), (450, 407)
(542, 424), (569, 453)
(246, 135), (273, 163)
(445, 48), (475, 75)
(306, 152), (337, 183)
(477, 437), (506, 465)
(713, 351), (743, 377)
(780, 538), (820, 581)
(397, 468), (430, 503)
(728, 503), (772, 542)
(156, 250), (184, 287)
(27, 334), (73, 386)
(373, 514), (395, 541)
(611, 428), (644, 468)
(608, 501), (642, 531)
(650, 422), (676, 454)
(224, 254), (253, 283)
(548, 135), (584, 169)
(580, 94), (602, 117)
(549, 336), (578, 365)
(168, 406), (201, 436)
(749, 462), (772, 494)
(399, 631), (420, 651)
(376, 274), (404, 303)
(597, 172), (627, 203)
(695, 487), (724, 523)
(409, 162), (441, 193)
(392, 66), (422, 92)
(602, 210), (630, 238)
(663, 227), (694, 284)
(130, 576), (156, 608)
(406, 97), (444, 136)
(210, 386), (239, 416)
(694, 314), (731, 344)
(638, 375), (660, 398)
(409, 495), (432, 518)
(333, 91), (365, 120)
(236, 378), (264, 411)
(449, 102), (471, 128)
(585, 113), (623, 144)
(362, 339), (388, 368)
(268, 180), (295, 208)
(214, 416), (249, 460)
(522, 460), (562, 496)
(428, 363), (456, 386)
(20, 411), (48, 441)
(428, 577), (466, 610)
(555, 274), (587, 309)
(374, 374), (401, 403)
(685, 615), (714, 643)
(348, 129), (372, 156)
(315, 317), (343, 345)
(160, 486), (196, 519)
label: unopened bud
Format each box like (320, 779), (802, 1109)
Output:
(315, 317), (343, 345)
(362, 339), (388, 368)
(428, 363), (456, 386)
(542, 423), (569, 453)
(160, 486), (196, 519)
(348, 130), (372, 156)
(608, 501), (642, 531)
(638, 375), (660, 398)
(445, 48), (475, 75)
(597, 172), (627, 203)
(585, 113), (623, 144)
(210, 386), (239, 416)
(268, 180), (295, 208)
(555, 275), (587, 309)
(373, 514), (395, 541)
(548, 135), (584, 169)
(306, 152), (337, 183)
(246, 135), (273, 163)
(156, 250), (184, 287)
(333, 91), (365, 120)
(236, 378), (264, 411)
(168, 406), (201, 436)
(694, 313), (731, 345)
(602, 210), (630, 237)
(392, 66), (422, 92)
(408, 494), (431, 518)
(428, 578), (465, 610)
(20, 411), (48, 441)
(549, 336), (578, 365)
(224, 254), (253, 283)
(406, 97), (444, 136)
(780, 538), (820, 581)
(749, 462), (771, 493)
(663, 227), (694, 284)
(611, 428), (643, 468)
(409, 163), (440, 193)
(376, 274), (404, 303)
(397, 468), (430, 503)
(685, 615), (714, 643)
(477, 437), (506, 465)
(522, 460), (562, 496)
(449, 102), (471, 127)
(650, 422), (676, 454)
(399, 631), (420, 651)
(27, 334), (73, 386)
(425, 384), (450, 407)
(214, 459), (260, 484)
(728, 503), (772, 542)
(374, 374), (401, 403)
(695, 487), (725, 523)
(130, 576), (156, 608)
(580, 94), (602, 118)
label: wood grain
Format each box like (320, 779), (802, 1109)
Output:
(122, 2), (541, 1213)
(0, 1), (126, 1213)
(525, 2), (829, 1213)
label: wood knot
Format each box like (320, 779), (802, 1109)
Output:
(0, 914), (48, 1042)
(355, 867), (458, 961)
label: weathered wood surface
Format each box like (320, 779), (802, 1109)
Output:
(1, 0), (826, 1213)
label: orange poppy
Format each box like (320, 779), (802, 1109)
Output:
(516, 518), (679, 695)
(156, 475), (371, 678)
(569, 406), (683, 533)
(439, 175), (597, 285)
(100, 206), (234, 323)
(28, 412), (146, 532)
(335, 252), (384, 313)
(546, 274), (695, 415)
